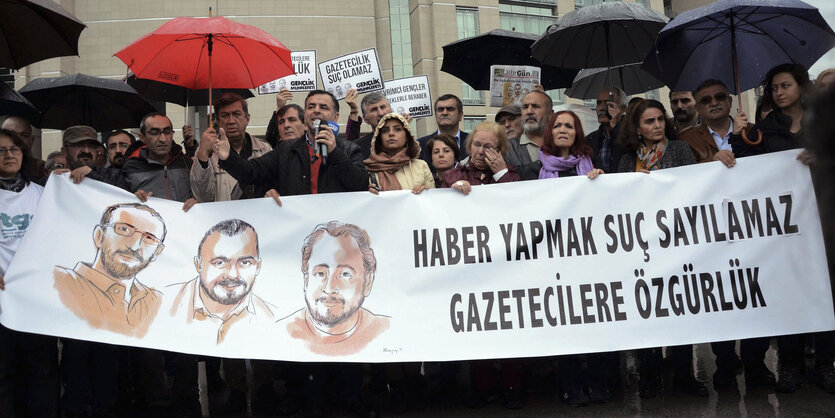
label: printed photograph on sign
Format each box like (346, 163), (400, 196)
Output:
(318, 48), (384, 100)
(382, 75), (433, 119)
(258, 50), (317, 94)
(489, 65), (541, 107)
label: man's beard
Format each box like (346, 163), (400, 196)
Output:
(674, 109), (691, 122)
(101, 244), (150, 279)
(306, 292), (364, 327)
(111, 153), (125, 168)
(200, 277), (249, 306)
(69, 152), (95, 169)
(523, 117), (544, 135)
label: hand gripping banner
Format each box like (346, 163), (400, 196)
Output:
(1, 150), (833, 362)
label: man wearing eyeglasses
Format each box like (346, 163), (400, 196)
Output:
(53, 203), (166, 337)
(417, 94), (470, 170)
(680, 79), (741, 168)
(122, 112), (197, 211)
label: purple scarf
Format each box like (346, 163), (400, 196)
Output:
(538, 149), (594, 179)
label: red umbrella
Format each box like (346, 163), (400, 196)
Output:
(114, 15), (293, 120)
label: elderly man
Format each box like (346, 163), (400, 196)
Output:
(168, 219), (275, 344)
(495, 104), (523, 140)
(585, 87), (627, 173)
(670, 90), (699, 134)
(192, 93), (272, 202)
(2, 116), (45, 180)
(217, 90), (367, 202)
(680, 79), (742, 168)
(505, 91), (553, 180)
(418, 94), (469, 168)
(280, 221), (389, 355)
(346, 91), (392, 159)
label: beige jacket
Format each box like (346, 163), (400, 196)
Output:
(190, 134), (272, 202)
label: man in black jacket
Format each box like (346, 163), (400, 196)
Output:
(585, 88), (627, 173)
(217, 89), (367, 203)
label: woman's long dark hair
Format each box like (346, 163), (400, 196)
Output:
(762, 63), (812, 111)
(617, 100), (677, 153)
(0, 128), (32, 184)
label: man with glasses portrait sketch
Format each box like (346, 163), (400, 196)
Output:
(53, 203), (167, 338)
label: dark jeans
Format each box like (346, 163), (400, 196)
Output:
(60, 339), (121, 415)
(0, 325), (59, 417)
(712, 338), (770, 369)
(638, 345), (692, 380)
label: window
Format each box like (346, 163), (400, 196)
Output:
(389, 0), (413, 79)
(457, 8), (484, 105)
(462, 116), (486, 133)
(499, 4), (556, 35)
(575, 0), (617, 9)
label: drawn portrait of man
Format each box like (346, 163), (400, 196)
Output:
(280, 221), (389, 355)
(278, 78), (287, 91)
(168, 219), (276, 344)
(53, 203), (166, 338)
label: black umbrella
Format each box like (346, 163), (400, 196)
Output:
(441, 29), (579, 90)
(565, 63), (664, 100)
(19, 73), (156, 131)
(0, 82), (40, 124)
(641, 0), (835, 95)
(0, 0), (86, 69)
(531, 2), (668, 69)
(126, 74), (254, 107)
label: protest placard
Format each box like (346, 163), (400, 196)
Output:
(382, 75), (433, 118)
(318, 48), (384, 100)
(257, 50), (317, 94)
(489, 65), (542, 107)
(2, 151), (833, 362)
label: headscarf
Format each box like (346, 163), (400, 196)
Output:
(364, 113), (419, 191)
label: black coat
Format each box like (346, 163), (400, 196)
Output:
(730, 110), (803, 157)
(585, 123), (625, 173)
(218, 135), (368, 196)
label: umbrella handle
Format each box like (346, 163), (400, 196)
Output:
(741, 126), (763, 146)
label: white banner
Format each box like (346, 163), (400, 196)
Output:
(382, 75), (433, 118)
(1, 151), (833, 362)
(489, 65), (541, 107)
(257, 50), (317, 94)
(318, 48), (384, 100)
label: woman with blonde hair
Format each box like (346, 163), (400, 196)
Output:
(442, 121), (520, 194)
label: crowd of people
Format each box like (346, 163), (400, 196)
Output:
(0, 60), (834, 417)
